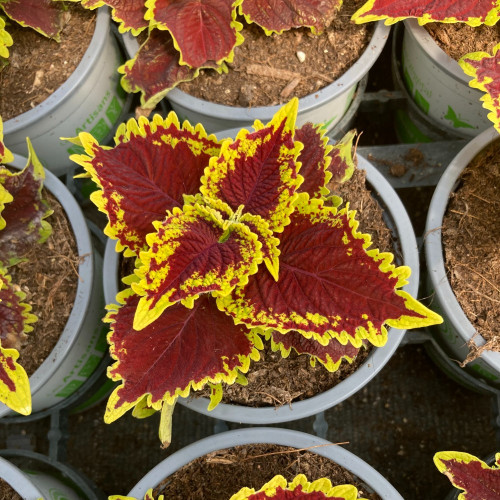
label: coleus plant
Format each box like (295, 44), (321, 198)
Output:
(110, 474), (369, 499)
(0, 117), (53, 415)
(73, 0), (343, 109)
(68, 97), (442, 446)
(434, 451), (500, 499)
(352, 0), (500, 132)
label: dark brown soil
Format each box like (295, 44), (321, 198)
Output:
(195, 165), (394, 407)
(178, 0), (372, 107)
(153, 444), (381, 500)
(442, 138), (500, 362)
(425, 22), (500, 61)
(10, 191), (79, 376)
(0, 3), (95, 120)
(0, 479), (22, 500)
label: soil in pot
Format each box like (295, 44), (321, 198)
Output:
(424, 22), (500, 61)
(177, 0), (372, 107)
(194, 165), (395, 408)
(441, 138), (500, 363)
(153, 443), (381, 500)
(0, 478), (22, 500)
(0, 3), (95, 120)
(8, 190), (79, 376)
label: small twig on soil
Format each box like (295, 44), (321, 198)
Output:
(449, 208), (480, 221)
(469, 192), (494, 204)
(239, 443), (350, 462)
(246, 64), (302, 81)
(456, 263), (500, 294)
(281, 78), (301, 99)
(254, 391), (286, 406)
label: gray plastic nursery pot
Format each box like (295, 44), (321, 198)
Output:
(121, 22), (390, 134)
(3, 8), (127, 177)
(399, 20), (490, 140)
(126, 427), (404, 499)
(425, 127), (500, 389)
(103, 153), (420, 425)
(0, 154), (107, 418)
(0, 451), (102, 499)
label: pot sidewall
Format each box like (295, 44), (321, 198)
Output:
(0, 155), (107, 417)
(424, 127), (500, 387)
(3, 7), (127, 176)
(0, 456), (43, 499)
(401, 20), (490, 138)
(127, 427), (403, 499)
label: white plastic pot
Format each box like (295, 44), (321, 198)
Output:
(0, 154), (107, 417)
(425, 127), (500, 389)
(0, 452), (100, 500)
(103, 153), (420, 424)
(400, 20), (490, 139)
(122, 22), (390, 134)
(3, 8), (127, 177)
(126, 428), (404, 499)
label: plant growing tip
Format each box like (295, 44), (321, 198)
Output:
(0, 117), (53, 415)
(74, 0), (343, 109)
(434, 451), (500, 499)
(352, 0), (500, 133)
(70, 98), (442, 445)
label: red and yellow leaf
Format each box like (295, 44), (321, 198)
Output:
(220, 195), (442, 348)
(328, 130), (357, 185)
(132, 202), (263, 330)
(119, 29), (203, 109)
(459, 43), (500, 134)
(230, 474), (365, 500)
(145, 0), (244, 68)
(0, 17), (13, 59)
(0, 139), (52, 266)
(0, 343), (31, 415)
(1, 0), (67, 39)
(295, 122), (333, 199)
(352, 0), (500, 26)
(269, 330), (361, 373)
(0, 116), (13, 164)
(240, 0), (342, 35)
(104, 290), (259, 423)
(201, 98), (303, 234)
(79, 0), (148, 35)
(0, 266), (37, 352)
(69, 113), (221, 257)
(434, 451), (500, 499)
(0, 267), (33, 416)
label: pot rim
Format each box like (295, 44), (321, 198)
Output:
(4, 7), (110, 133)
(127, 427), (404, 499)
(424, 127), (500, 365)
(0, 456), (43, 497)
(5, 154), (94, 398)
(103, 153), (419, 423)
(403, 19), (470, 84)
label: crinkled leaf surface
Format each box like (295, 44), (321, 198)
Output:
(294, 123), (332, 199)
(434, 451), (500, 499)
(0, 266), (36, 351)
(1, 0), (67, 38)
(104, 291), (258, 422)
(0, 142), (52, 265)
(145, 0), (244, 68)
(270, 330), (361, 372)
(80, 0), (148, 34)
(201, 99), (303, 233)
(231, 474), (363, 500)
(0, 17), (13, 59)
(0, 344), (31, 415)
(120, 29), (201, 108)
(240, 0), (341, 34)
(352, 0), (500, 25)
(70, 114), (221, 257)
(132, 202), (263, 330)
(327, 130), (357, 185)
(459, 44), (500, 134)
(220, 195), (442, 348)
(0, 116), (13, 164)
